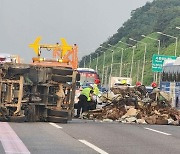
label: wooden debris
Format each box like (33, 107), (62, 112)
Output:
(86, 85), (180, 126)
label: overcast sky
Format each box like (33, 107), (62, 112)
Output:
(0, 0), (153, 62)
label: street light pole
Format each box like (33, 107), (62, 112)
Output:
(157, 32), (178, 56)
(130, 46), (135, 78)
(108, 44), (126, 77)
(119, 48), (124, 77)
(95, 53), (99, 72)
(101, 46), (114, 76)
(102, 51), (106, 85)
(119, 41), (133, 47)
(141, 34), (161, 82)
(118, 41), (136, 78)
(112, 46), (124, 77)
(83, 57), (86, 68)
(110, 50), (114, 78)
(105, 65), (109, 89)
(141, 35), (161, 55)
(100, 46), (113, 86)
(129, 38), (147, 84)
(89, 54), (91, 68)
(137, 60), (140, 82)
(142, 44), (147, 84)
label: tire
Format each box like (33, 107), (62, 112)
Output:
(47, 116), (68, 123)
(52, 68), (73, 75)
(76, 73), (80, 81)
(9, 115), (26, 123)
(52, 75), (72, 83)
(47, 109), (69, 117)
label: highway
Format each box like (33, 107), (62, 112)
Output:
(1, 119), (180, 154)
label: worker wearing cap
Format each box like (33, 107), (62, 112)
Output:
(74, 85), (94, 118)
(89, 79), (101, 110)
(135, 81), (142, 87)
(93, 79), (100, 96)
(134, 81), (147, 98)
(151, 82), (160, 101)
(151, 82), (159, 92)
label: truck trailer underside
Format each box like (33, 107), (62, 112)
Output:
(0, 63), (78, 123)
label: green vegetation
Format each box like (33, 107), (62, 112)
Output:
(79, 0), (180, 86)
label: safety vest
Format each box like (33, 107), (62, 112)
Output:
(93, 84), (100, 96)
(81, 87), (92, 101)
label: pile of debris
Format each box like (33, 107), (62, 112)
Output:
(87, 86), (180, 125)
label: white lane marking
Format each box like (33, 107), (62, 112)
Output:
(79, 139), (108, 154)
(144, 127), (171, 136)
(4, 151), (30, 154)
(0, 122), (30, 154)
(49, 122), (62, 129)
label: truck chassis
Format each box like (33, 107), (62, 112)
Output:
(0, 63), (78, 123)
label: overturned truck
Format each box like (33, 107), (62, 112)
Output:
(0, 37), (79, 123)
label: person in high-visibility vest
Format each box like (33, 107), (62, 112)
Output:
(93, 79), (100, 95)
(74, 86), (94, 118)
(89, 79), (101, 110)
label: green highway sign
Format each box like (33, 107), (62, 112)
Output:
(152, 54), (177, 72)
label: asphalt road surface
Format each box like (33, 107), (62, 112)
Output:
(1, 119), (180, 154)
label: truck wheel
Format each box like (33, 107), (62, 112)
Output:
(47, 116), (68, 123)
(9, 115), (26, 123)
(76, 73), (80, 81)
(52, 75), (72, 83)
(52, 68), (73, 75)
(47, 109), (69, 117)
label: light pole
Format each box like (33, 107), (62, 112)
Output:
(104, 65), (110, 89)
(100, 46), (113, 86)
(101, 51), (106, 85)
(109, 44), (124, 77)
(89, 54), (92, 68)
(119, 41), (136, 78)
(141, 34), (161, 82)
(129, 38), (147, 84)
(107, 44), (125, 77)
(106, 45), (114, 77)
(129, 46), (135, 78)
(137, 60), (140, 82)
(119, 48), (124, 77)
(157, 32), (178, 56)
(141, 35), (160, 55)
(95, 53), (99, 72)
(119, 41), (133, 47)
(83, 56), (86, 68)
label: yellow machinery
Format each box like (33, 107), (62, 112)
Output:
(29, 37), (78, 69)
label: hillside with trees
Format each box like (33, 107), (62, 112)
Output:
(79, 0), (180, 86)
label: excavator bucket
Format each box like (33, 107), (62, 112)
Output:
(60, 38), (72, 57)
(29, 36), (42, 56)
